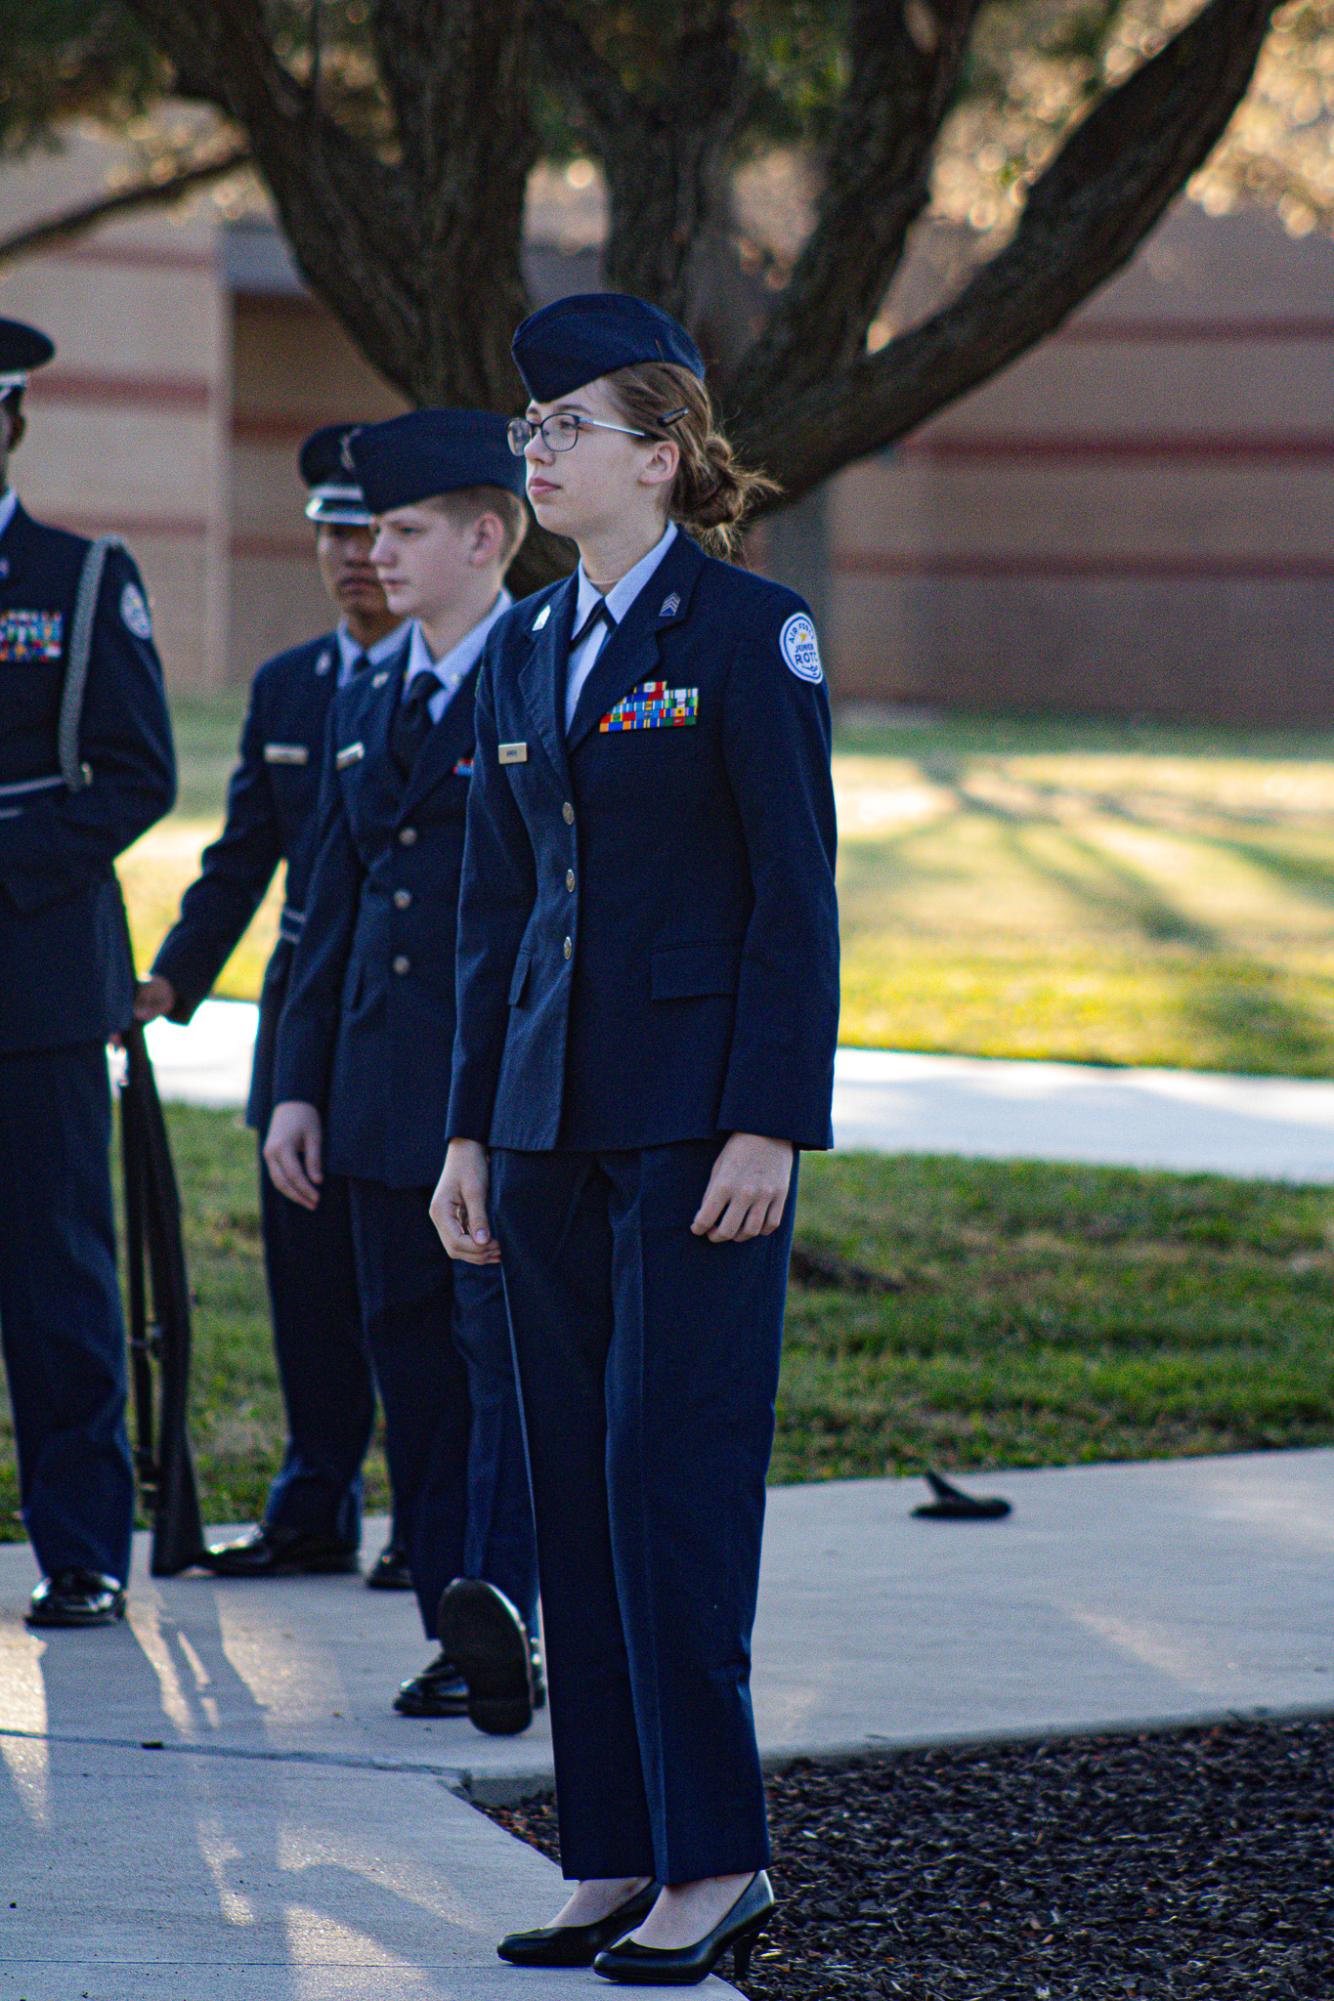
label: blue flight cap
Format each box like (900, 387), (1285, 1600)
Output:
(0, 317), (56, 400)
(349, 409), (527, 513)
(512, 293), (705, 403)
(300, 423), (373, 525)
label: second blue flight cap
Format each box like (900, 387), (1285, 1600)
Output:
(0, 316), (56, 403)
(348, 410), (527, 514)
(300, 422), (374, 525)
(511, 292), (705, 402)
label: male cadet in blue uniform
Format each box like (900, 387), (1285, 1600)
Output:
(135, 426), (413, 1588)
(0, 317), (176, 1627)
(264, 410), (541, 1728)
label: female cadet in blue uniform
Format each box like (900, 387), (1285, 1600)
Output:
(433, 295), (840, 1982)
(266, 410), (541, 1729)
(0, 317), (176, 1627)
(137, 426), (411, 1589)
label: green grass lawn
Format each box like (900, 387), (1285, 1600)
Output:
(4, 1108), (1332, 1540)
(123, 698), (1334, 1076)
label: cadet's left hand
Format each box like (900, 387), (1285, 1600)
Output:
(692, 1133), (794, 1244)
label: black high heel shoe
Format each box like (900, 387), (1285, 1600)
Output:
(497, 1883), (659, 1968)
(592, 1870), (775, 1985)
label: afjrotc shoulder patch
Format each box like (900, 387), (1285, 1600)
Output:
(120, 583), (153, 640)
(0, 609), (63, 662)
(779, 611), (823, 683)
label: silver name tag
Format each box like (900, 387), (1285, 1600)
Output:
(499, 742), (528, 766)
(263, 743), (309, 766)
(335, 741), (365, 769)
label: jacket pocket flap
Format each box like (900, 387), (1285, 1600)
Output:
(650, 941), (741, 1000)
(508, 952), (531, 1005)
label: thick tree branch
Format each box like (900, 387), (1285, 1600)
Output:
(735, 0), (983, 406)
(0, 147), (250, 271)
(534, 0), (745, 319)
(738, 0), (1281, 507)
(122, 0), (419, 388)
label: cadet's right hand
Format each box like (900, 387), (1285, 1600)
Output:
(133, 974), (177, 1022)
(264, 1101), (324, 1210)
(430, 1139), (500, 1265)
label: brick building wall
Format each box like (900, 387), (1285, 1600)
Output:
(2, 132), (1330, 722)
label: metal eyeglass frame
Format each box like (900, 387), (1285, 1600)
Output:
(507, 413), (651, 456)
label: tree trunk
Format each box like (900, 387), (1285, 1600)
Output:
(119, 0), (1280, 570)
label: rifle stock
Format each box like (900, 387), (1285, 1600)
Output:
(118, 1019), (206, 1576)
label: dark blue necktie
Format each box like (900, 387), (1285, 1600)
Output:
(390, 671), (438, 776)
(570, 596), (615, 652)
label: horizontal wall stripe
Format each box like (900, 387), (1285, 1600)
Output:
(35, 370), (215, 413)
(899, 433), (1334, 465)
(834, 551), (1334, 583)
(1052, 315), (1334, 345)
(233, 412), (353, 445)
(232, 532), (320, 560)
(50, 241), (218, 274)
(57, 513), (211, 540)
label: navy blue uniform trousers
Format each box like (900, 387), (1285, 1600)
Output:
(346, 1178), (537, 1644)
(0, 1043), (134, 1581)
(257, 1148), (373, 1546)
(491, 1137), (797, 1886)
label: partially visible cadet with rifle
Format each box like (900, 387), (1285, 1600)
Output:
(0, 317), (176, 1628)
(136, 426), (413, 1590)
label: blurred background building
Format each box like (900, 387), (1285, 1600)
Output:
(1, 128), (1330, 724)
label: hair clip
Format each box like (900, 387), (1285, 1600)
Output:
(660, 407), (690, 424)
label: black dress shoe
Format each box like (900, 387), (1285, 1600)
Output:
(27, 1569), (127, 1628)
(198, 1523), (360, 1578)
(593, 1871), (775, 1985)
(393, 1649), (469, 1717)
(437, 1577), (534, 1736)
(530, 1637), (547, 1712)
(365, 1537), (413, 1590)
(499, 1885), (659, 1968)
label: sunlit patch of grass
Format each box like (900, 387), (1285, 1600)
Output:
(122, 698), (1334, 1073)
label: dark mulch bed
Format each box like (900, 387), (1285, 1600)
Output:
(480, 1717), (1334, 1999)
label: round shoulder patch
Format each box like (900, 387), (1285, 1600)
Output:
(120, 581), (153, 641)
(778, 609), (823, 684)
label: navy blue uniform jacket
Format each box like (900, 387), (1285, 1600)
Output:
(274, 640), (481, 1189)
(0, 504), (175, 1054)
(447, 531), (839, 1154)
(152, 633), (344, 1131)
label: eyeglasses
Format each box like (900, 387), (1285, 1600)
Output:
(507, 413), (651, 457)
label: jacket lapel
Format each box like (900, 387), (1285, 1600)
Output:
(517, 575), (577, 788)
(345, 637), (409, 817)
(566, 532), (707, 753)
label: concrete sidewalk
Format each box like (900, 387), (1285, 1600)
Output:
(3, 1449), (1334, 1993)
(145, 1000), (1334, 1181)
